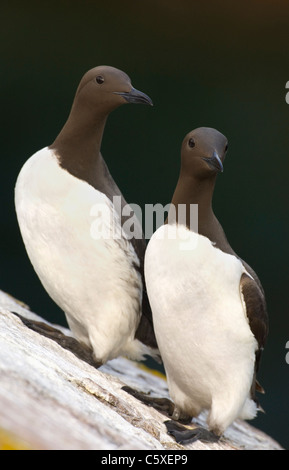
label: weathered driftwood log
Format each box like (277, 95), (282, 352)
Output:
(0, 290), (283, 450)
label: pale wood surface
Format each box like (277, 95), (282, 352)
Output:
(0, 290), (283, 450)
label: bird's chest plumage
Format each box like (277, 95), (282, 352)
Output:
(145, 225), (257, 403)
(15, 148), (142, 356)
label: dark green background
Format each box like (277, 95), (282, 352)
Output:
(1, 1), (288, 448)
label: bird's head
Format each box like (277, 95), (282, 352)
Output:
(181, 127), (228, 179)
(74, 65), (153, 113)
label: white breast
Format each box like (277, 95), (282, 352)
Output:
(145, 224), (258, 434)
(15, 147), (144, 363)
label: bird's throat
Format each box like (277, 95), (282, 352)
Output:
(168, 174), (216, 233)
(50, 105), (108, 188)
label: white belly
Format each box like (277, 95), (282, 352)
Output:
(145, 224), (258, 432)
(15, 148), (143, 363)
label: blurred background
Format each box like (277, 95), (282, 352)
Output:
(1, 0), (288, 448)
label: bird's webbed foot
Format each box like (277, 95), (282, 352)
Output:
(122, 385), (175, 416)
(11, 312), (101, 368)
(165, 419), (220, 444)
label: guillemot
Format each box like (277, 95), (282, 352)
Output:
(143, 127), (268, 441)
(15, 66), (158, 366)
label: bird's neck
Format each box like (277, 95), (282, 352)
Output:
(50, 99), (108, 186)
(168, 171), (235, 255)
(168, 172), (217, 233)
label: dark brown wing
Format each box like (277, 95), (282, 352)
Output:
(240, 272), (269, 401)
(240, 273), (269, 353)
(101, 157), (158, 351)
(119, 202), (159, 351)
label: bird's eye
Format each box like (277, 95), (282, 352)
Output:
(225, 143), (228, 152)
(95, 75), (104, 84)
(188, 138), (195, 148)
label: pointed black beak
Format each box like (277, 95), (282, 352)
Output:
(114, 87), (153, 106)
(202, 150), (224, 173)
